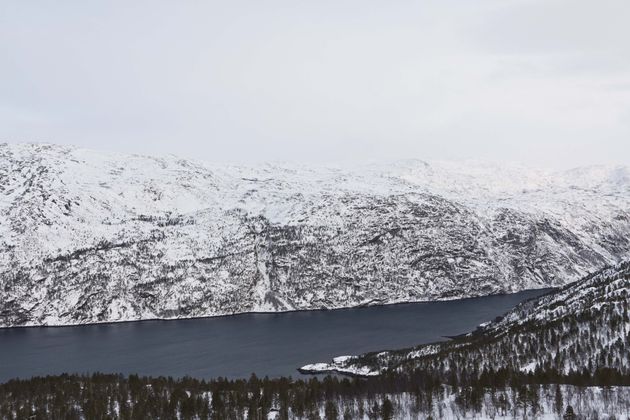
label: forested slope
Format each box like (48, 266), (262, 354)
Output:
(302, 262), (630, 383)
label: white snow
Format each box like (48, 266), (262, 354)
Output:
(1, 142), (629, 327)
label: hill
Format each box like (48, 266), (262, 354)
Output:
(1, 143), (629, 326)
(301, 262), (630, 384)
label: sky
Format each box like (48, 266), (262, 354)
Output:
(1, 0), (629, 168)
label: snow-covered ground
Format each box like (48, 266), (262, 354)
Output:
(1, 143), (629, 327)
(301, 262), (630, 382)
(305, 385), (630, 419)
(299, 356), (381, 377)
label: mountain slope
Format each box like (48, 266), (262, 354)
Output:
(1, 143), (629, 327)
(301, 261), (630, 380)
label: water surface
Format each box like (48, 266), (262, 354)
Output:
(0, 289), (551, 382)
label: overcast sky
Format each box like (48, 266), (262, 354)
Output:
(1, 0), (629, 168)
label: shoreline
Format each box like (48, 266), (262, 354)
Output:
(0, 287), (555, 330)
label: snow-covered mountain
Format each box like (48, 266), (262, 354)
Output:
(1, 143), (629, 327)
(301, 261), (630, 378)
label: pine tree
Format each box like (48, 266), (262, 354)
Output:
(563, 405), (577, 420)
(554, 384), (563, 415)
(324, 400), (338, 420)
(381, 398), (394, 420)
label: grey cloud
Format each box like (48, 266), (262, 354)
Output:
(0, 0), (628, 168)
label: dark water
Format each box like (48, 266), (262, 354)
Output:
(0, 289), (551, 383)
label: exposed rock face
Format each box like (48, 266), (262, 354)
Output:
(1, 143), (629, 326)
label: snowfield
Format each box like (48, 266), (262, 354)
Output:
(1, 143), (629, 327)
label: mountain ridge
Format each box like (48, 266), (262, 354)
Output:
(1, 143), (629, 327)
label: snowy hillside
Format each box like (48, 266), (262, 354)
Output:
(302, 262), (630, 379)
(1, 143), (629, 327)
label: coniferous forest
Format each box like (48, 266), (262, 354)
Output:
(2, 370), (630, 419)
(2, 264), (630, 418)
